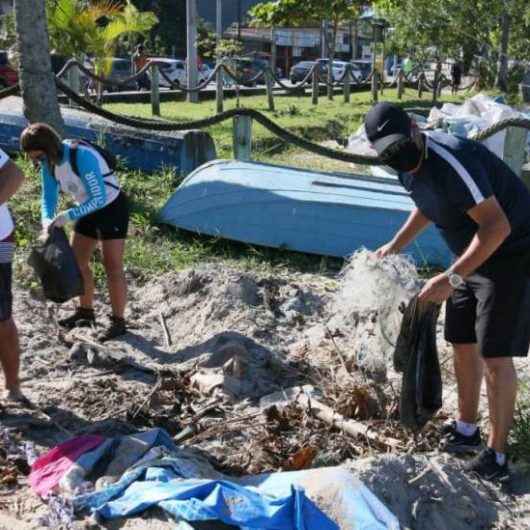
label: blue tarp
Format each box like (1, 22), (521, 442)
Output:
(74, 457), (337, 530)
(72, 429), (398, 530)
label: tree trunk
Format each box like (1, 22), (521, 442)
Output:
(14, 0), (64, 136)
(495, 1), (510, 91)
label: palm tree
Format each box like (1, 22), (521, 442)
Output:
(14, 0), (65, 135)
(47, 0), (158, 76)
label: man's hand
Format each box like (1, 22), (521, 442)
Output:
(375, 241), (398, 258)
(418, 273), (453, 303)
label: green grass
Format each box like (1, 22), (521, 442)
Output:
(106, 89), (469, 168)
(12, 89), (472, 281)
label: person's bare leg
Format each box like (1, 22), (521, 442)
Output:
(101, 239), (126, 319)
(0, 318), (20, 393)
(72, 233), (98, 309)
(452, 343), (484, 424)
(483, 357), (517, 453)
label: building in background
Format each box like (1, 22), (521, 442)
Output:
(224, 23), (373, 77)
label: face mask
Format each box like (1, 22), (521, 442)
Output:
(381, 140), (423, 173)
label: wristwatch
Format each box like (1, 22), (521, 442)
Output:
(445, 270), (464, 288)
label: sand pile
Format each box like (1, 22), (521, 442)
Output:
(0, 251), (528, 529)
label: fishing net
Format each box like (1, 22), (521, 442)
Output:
(328, 249), (422, 375)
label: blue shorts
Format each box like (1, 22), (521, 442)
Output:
(0, 261), (13, 322)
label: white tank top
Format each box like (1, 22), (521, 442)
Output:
(0, 149), (14, 240)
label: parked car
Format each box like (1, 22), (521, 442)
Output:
(0, 50), (18, 88)
(290, 59), (361, 85)
(289, 61), (316, 84)
(81, 58), (139, 92)
(351, 60), (372, 81)
(231, 58), (263, 86)
(149, 58), (212, 88)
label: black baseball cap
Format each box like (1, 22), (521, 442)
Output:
(365, 102), (412, 155)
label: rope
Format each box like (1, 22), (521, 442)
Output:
(269, 63), (318, 91)
(56, 58), (152, 87)
(3, 68), (528, 169)
(55, 77), (382, 165)
(0, 84), (19, 98)
(471, 117), (530, 141)
(157, 63), (222, 92)
(55, 78), (530, 166)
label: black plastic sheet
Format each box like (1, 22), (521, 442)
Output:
(394, 296), (442, 431)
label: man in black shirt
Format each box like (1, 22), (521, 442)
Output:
(365, 102), (530, 481)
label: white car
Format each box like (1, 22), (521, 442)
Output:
(150, 58), (211, 88)
(317, 59), (362, 82)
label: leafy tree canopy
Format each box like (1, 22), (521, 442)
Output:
(47, 0), (158, 72)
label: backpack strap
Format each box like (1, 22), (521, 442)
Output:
(69, 141), (120, 191)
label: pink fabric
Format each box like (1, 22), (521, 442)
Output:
(29, 435), (104, 497)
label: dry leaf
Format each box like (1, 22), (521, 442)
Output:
(284, 446), (318, 471)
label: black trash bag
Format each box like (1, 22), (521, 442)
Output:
(28, 227), (84, 304)
(393, 295), (442, 431)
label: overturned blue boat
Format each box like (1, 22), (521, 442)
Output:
(160, 159), (453, 266)
(0, 97), (215, 174)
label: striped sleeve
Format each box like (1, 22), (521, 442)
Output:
(41, 163), (59, 223)
(429, 139), (493, 212)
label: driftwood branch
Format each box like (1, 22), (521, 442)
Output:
(158, 312), (172, 348)
(305, 397), (403, 450)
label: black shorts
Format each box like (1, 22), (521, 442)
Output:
(0, 261), (13, 322)
(74, 191), (129, 241)
(445, 255), (530, 358)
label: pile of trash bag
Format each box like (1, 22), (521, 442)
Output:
(28, 227), (84, 303)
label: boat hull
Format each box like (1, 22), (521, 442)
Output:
(160, 159), (453, 266)
(0, 97), (215, 174)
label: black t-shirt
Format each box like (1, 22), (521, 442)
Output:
(398, 132), (530, 261)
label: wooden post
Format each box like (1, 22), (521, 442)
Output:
(312, 67), (319, 105)
(418, 73), (424, 99)
(343, 64), (351, 103)
(503, 126), (529, 177)
(397, 68), (404, 99)
(215, 0), (223, 113)
(265, 68), (275, 111)
(216, 65), (224, 114)
(150, 63), (160, 116)
(68, 63), (80, 106)
(371, 70), (378, 103)
(233, 115), (252, 161)
(432, 70), (438, 104)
